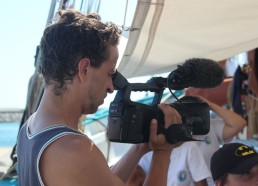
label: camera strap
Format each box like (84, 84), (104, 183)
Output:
(160, 124), (201, 144)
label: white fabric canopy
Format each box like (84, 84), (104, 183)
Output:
(117, 0), (258, 78)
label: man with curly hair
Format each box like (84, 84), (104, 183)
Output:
(16, 9), (182, 186)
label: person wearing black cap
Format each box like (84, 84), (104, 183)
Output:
(191, 95), (247, 186)
(210, 143), (258, 186)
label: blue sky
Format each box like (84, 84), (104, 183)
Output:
(0, 0), (51, 109)
(0, 0), (137, 110)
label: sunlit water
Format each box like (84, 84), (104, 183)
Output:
(0, 122), (19, 147)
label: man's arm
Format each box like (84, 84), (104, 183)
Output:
(195, 95), (247, 140)
(124, 151), (173, 186)
(110, 143), (149, 182)
(40, 134), (123, 186)
(143, 150), (171, 186)
(126, 165), (146, 186)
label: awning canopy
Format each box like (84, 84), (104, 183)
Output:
(117, 0), (258, 78)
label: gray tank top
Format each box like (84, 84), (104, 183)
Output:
(17, 116), (85, 186)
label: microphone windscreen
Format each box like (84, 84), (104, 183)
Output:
(168, 58), (224, 90)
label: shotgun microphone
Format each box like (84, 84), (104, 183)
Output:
(168, 58), (224, 90)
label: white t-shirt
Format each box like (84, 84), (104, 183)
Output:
(193, 118), (231, 186)
(139, 142), (211, 186)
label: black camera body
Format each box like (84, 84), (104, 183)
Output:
(107, 81), (210, 144)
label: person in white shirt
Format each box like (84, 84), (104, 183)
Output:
(128, 141), (210, 186)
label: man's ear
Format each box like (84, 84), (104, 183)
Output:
(78, 58), (90, 82)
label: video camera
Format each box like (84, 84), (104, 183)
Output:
(107, 58), (224, 144)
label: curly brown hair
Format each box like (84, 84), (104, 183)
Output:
(39, 9), (121, 95)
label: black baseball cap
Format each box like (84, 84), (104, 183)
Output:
(211, 143), (258, 181)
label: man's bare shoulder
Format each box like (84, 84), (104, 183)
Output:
(39, 134), (122, 185)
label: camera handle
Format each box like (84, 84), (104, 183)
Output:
(159, 123), (198, 144)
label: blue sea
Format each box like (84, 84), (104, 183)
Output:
(0, 122), (19, 147)
(0, 122), (19, 186)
